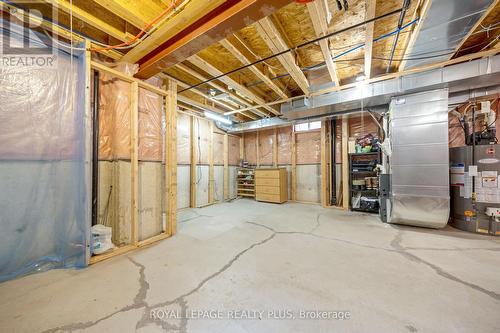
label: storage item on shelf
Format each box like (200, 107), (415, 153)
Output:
(349, 152), (380, 213)
(237, 168), (255, 198)
(255, 168), (288, 204)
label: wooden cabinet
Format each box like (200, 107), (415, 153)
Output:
(255, 168), (288, 203)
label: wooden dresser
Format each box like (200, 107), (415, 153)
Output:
(255, 168), (288, 203)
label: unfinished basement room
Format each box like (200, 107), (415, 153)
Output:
(1, 0), (500, 332)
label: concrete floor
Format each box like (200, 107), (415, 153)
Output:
(1, 199), (500, 333)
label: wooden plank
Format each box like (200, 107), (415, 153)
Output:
(209, 122), (215, 203)
(341, 117), (349, 210)
(255, 17), (310, 94)
(89, 245), (136, 264)
(138, 232), (170, 248)
(190, 116), (197, 208)
(164, 79), (178, 235)
(188, 55), (279, 117)
(122, 1), (226, 62)
(91, 61), (168, 95)
(273, 128), (278, 167)
(364, 0), (376, 78)
(240, 135), (244, 161)
(224, 133), (229, 200)
(219, 38), (288, 99)
(450, 0), (500, 59)
(93, 0), (161, 28)
(130, 81), (139, 244)
(320, 120), (328, 207)
(291, 127), (297, 201)
(45, 0), (134, 42)
(256, 130), (260, 168)
(174, 64), (260, 120)
(307, 0), (340, 86)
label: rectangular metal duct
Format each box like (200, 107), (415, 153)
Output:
(388, 89), (450, 228)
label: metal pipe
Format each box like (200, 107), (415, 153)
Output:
(92, 70), (100, 227)
(386, 0), (411, 73)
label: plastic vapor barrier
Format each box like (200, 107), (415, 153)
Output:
(296, 131), (321, 165)
(0, 29), (89, 281)
(258, 129), (274, 166)
(229, 135), (240, 166)
(243, 131), (257, 166)
(278, 126), (292, 165)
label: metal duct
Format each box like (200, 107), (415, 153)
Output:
(388, 89), (450, 228)
(402, 0), (494, 69)
(281, 54), (500, 120)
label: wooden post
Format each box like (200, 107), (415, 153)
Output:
(321, 120), (329, 207)
(130, 81), (139, 245)
(342, 117), (349, 210)
(273, 128), (278, 167)
(291, 127), (297, 201)
(209, 121), (214, 203)
(240, 134), (244, 162)
(224, 133), (229, 201)
(164, 79), (177, 235)
(256, 130), (260, 168)
(190, 116), (197, 208)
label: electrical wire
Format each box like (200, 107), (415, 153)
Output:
(90, 0), (183, 51)
(179, 7), (405, 93)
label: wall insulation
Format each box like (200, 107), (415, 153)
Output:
(228, 135), (240, 199)
(0, 42), (88, 281)
(98, 67), (165, 244)
(177, 113), (191, 209)
(296, 130), (321, 203)
(194, 118), (210, 207)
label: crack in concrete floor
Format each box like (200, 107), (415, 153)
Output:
(37, 208), (500, 333)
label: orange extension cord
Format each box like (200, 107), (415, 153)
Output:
(90, 0), (183, 52)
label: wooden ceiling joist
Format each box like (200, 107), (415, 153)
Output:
(134, 0), (294, 79)
(92, 0), (162, 29)
(219, 38), (289, 100)
(451, 0), (500, 59)
(162, 73), (258, 120)
(307, 0), (340, 86)
(188, 55), (280, 117)
(44, 0), (134, 42)
(255, 17), (310, 94)
(175, 63), (253, 110)
(363, 0), (376, 79)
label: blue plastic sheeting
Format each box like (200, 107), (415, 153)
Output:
(0, 23), (90, 282)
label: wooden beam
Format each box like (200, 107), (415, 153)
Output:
(175, 63), (260, 120)
(190, 116), (197, 207)
(224, 133), (229, 200)
(188, 55), (280, 117)
(122, 0), (227, 63)
(134, 0), (294, 78)
(399, 0), (432, 71)
(451, 0), (500, 59)
(130, 81), (139, 244)
(307, 0), (340, 86)
(45, 0), (134, 42)
(320, 120), (328, 207)
(93, 0), (161, 28)
(219, 38), (288, 99)
(208, 122), (215, 203)
(255, 17), (310, 94)
(341, 117), (349, 210)
(256, 130), (260, 167)
(164, 79), (177, 235)
(291, 127), (297, 201)
(84, 39), (92, 265)
(364, 0), (376, 79)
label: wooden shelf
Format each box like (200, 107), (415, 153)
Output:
(237, 167), (255, 198)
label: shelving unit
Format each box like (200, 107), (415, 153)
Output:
(349, 152), (380, 213)
(237, 167), (255, 198)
